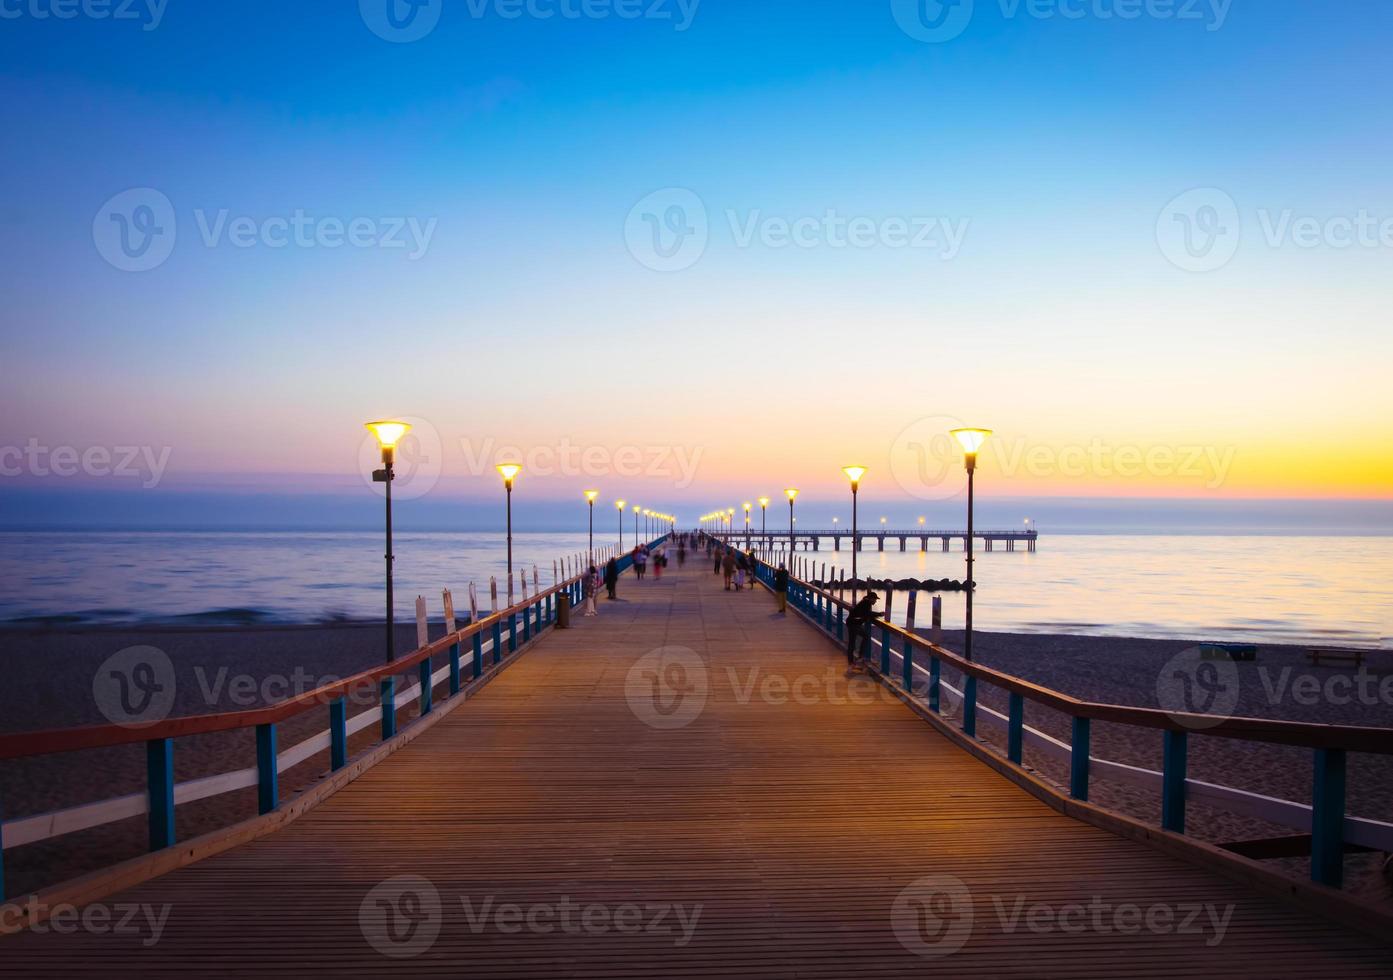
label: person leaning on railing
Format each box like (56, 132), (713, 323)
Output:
(844, 592), (879, 675)
(774, 563), (789, 614)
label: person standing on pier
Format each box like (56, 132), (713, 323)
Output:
(714, 547), (723, 576)
(844, 592), (879, 674)
(722, 549), (736, 590)
(745, 549), (758, 589)
(583, 565), (600, 617)
(774, 563), (789, 614)
(604, 556), (619, 600)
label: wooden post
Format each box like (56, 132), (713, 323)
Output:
(1312, 748), (1347, 888)
(330, 698), (347, 771)
(415, 595), (428, 650)
(931, 596), (942, 645)
(442, 589), (456, 635)
(146, 737), (175, 851)
(256, 723), (278, 815)
(1162, 730), (1187, 833)
(1007, 693), (1024, 763)
(380, 677), (397, 740)
(1071, 717), (1091, 801)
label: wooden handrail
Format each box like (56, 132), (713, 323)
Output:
(740, 545), (1393, 755)
(0, 576), (580, 761)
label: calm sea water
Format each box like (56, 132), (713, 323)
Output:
(0, 531), (1389, 647)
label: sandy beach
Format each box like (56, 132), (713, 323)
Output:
(2, 619), (1390, 904)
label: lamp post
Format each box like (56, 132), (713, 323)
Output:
(615, 499), (626, 550)
(758, 496), (770, 547)
(496, 463), (521, 587)
(633, 504), (640, 546)
(783, 489), (798, 559)
(366, 421), (410, 664)
(841, 466), (865, 603)
(950, 428), (992, 662)
(584, 490), (599, 560)
(743, 502), (751, 547)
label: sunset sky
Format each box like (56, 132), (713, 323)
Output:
(1, 1), (1390, 529)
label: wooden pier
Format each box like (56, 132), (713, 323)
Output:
(713, 527), (1039, 552)
(1, 551), (1390, 975)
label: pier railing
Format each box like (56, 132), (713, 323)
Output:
(0, 536), (669, 908)
(738, 544), (1393, 890)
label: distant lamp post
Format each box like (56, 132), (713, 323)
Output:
(496, 462), (522, 585)
(584, 490), (599, 559)
(632, 504), (640, 545)
(783, 489), (798, 557)
(743, 502), (752, 546)
(758, 496), (770, 540)
(841, 466), (865, 601)
(950, 428), (992, 662)
(366, 420), (410, 664)
(616, 499), (626, 549)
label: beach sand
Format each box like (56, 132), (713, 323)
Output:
(1, 621), (1389, 904)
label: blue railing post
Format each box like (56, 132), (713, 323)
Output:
(1070, 717), (1091, 801)
(418, 657), (433, 716)
(509, 612), (519, 652)
(381, 677), (397, 740)
(1162, 729), (1187, 833)
(962, 675), (977, 737)
(255, 723), (278, 815)
(522, 604), (532, 644)
(835, 608), (845, 643)
(329, 697), (347, 771)
(928, 657), (941, 713)
(449, 641), (462, 697)
(1312, 747), (1347, 888)
(473, 631), (485, 678)
(146, 737), (175, 851)
(902, 639), (914, 691)
(879, 626), (891, 674)
(492, 621), (504, 664)
(1007, 692), (1024, 764)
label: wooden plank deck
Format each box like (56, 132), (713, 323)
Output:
(3, 558), (1391, 977)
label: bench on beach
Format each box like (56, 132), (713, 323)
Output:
(1200, 642), (1258, 662)
(1305, 648), (1367, 669)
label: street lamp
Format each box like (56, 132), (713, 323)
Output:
(616, 499), (626, 550)
(632, 504), (640, 545)
(950, 427), (992, 662)
(496, 462), (521, 591)
(783, 489), (798, 558)
(584, 490), (599, 559)
(841, 466), (865, 602)
(366, 420), (410, 664)
(758, 496), (770, 543)
(743, 502), (751, 546)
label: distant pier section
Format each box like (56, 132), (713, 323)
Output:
(712, 527), (1039, 552)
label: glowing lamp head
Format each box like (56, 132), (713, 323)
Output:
(495, 462), (522, 487)
(841, 465), (866, 487)
(950, 427), (992, 455)
(743, 502), (751, 512)
(616, 499), (626, 510)
(633, 505), (640, 513)
(758, 496), (770, 508)
(365, 420), (410, 462)
(918, 516), (926, 525)
(784, 488), (799, 502)
(584, 490), (599, 504)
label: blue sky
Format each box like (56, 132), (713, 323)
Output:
(1, 0), (1390, 528)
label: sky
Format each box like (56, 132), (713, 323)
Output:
(1, 0), (1390, 530)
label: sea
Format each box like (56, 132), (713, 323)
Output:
(0, 530), (1389, 648)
